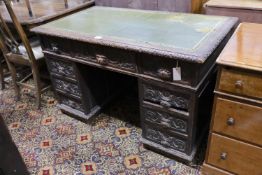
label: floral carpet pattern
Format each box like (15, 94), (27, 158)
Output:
(0, 85), (199, 175)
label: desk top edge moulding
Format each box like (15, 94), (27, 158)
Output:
(32, 7), (238, 162)
(32, 6), (238, 63)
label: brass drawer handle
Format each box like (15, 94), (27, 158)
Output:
(220, 152), (227, 160)
(160, 100), (171, 108)
(157, 69), (171, 80)
(96, 54), (108, 65)
(235, 80), (243, 89)
(227, 117), (235, 126)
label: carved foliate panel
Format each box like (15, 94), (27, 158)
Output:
(60, 97), (84, 112)
(143, 108), (187, 133)
(47, 59), (76, 79)
(144, 127), (187, 152)
(143, 84), (190, 111)
(53, 78), (81, 97)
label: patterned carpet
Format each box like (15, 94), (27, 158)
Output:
(0, 84), (200, 175)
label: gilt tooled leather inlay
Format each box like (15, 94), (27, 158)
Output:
(53, 79), (81, 97)
(48, 59), (76, 78)
(144, 109), (187, 133)
(143, 85), (189, 110)
(145, 128), (186, 152)
(61, 98), (84, 112)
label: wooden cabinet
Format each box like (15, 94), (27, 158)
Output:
(204, 0), (262, 23)
(202, 23), (262, 175)
(95, 0), (207, 13)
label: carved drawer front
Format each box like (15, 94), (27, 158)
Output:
(140, 55), (196, 85)
(141, 106), (188, 134)
(141, 83), (191, 112)
(218, 68), (262, 99)
(59, 95), (84, 112)
(46, 57), (76, 79)
(207, 134), (262, 175)
(52, 77), (82, 98)
(94, 47), (137, 72)
(42, 36), (71, 56)
(143, 125), (187, 153)
(212, 97), (262, 146)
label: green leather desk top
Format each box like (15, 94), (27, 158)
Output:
(32, 7), (238, 63)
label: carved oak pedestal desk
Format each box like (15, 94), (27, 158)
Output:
(32, 7), (237, 162)
(202, 23), (262, 175)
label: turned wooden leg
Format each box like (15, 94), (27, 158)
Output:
(7, 61), (20, 100)
(32, 66), (41, 109)
(0, 63), (4, 90)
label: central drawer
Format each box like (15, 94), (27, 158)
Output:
(212, 97), (262, 146)
(207, 134), (262, 175)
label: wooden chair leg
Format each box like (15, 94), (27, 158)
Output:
(32, 67), (41, 109)
(0, 64), (4, 90)
(7, 61), (20, 100)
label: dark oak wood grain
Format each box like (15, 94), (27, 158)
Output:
(33, 7), (236, 162)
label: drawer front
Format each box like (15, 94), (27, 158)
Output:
(213, 98), (262, 146)
(140, 55), (197, 85)
(46, 57), (77, 79)
(52, 77), (82, 98)
(141, 83), (191, 112)
(141, 105), (188, 134)
(207, 134), (262, 175)
(143, 125), (188, 153)
(59, 95), (84, 112)
(94, 47), (137, 72)
(42, 36), (71, 56)
(218, 68), (262, 99)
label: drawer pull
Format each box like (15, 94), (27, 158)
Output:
(235, 80), (243, 89)
(220, 152), (227, 160)
(51, 43), (60, 54)
(157, 69), (171, 80)
(160, 100), (171, 108)
(96, 54), (108, 65)
(227, 117), (235, 126)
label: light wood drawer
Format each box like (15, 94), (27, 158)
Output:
(212, 97), (262, 146)
(218, 68), (262, 99)
(201, 163), (234, 175)
(207, 134), (262, 175)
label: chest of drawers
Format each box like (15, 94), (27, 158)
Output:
(204, 0), (262, 23)
(202, 23), (262, 175)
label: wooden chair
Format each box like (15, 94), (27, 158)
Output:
(0, 0), (50, 108)
(0, 52), (9, 90)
